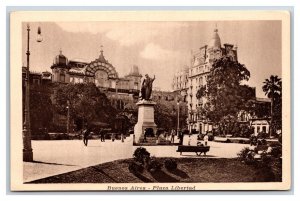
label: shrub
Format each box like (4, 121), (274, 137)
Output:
(147, 157), (162, 172)
(249, 135), (258, 146)
(270, 145), (282, 158)
(257, 138), (267, 145)
(133, 147), (150, 165)
(237, 147), (256, 165)
(257, 132), (268, 139)
(164, 159), (177, 171)
(260, 152), (273, 167)
(208, 133), (214, 141)
(128, 161), (144, 174)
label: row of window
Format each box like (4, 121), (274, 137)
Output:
(69, 76), (84, 83)
(190, 65), (210, 76)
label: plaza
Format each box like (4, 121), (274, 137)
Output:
(24, 136), (249, 183)
(18, 20), (283, 187)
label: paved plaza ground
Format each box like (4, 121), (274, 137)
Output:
(24, 135), (249, 183)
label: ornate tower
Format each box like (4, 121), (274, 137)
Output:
(207, 28), (222, 62)
(126, 65), (142, 91)
(50, 50), (70, 83)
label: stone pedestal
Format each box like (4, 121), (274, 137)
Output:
(134, 100), (157, 144)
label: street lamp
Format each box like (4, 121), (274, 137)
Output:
(22, 24), (43, 162)
(177, 101), (180, 136)
(176, 90), (187, 136)
(66, 100), (70, 135)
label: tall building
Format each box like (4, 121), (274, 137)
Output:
(173, 28), (238, 133)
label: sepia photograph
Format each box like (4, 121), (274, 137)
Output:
(10, 10), (291, 191)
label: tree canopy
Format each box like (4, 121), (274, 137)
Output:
(262, 75), (282, 134)
(54, 82), (116, 130)
(199, 56), (254, 125)
(29, 85), (53, 135)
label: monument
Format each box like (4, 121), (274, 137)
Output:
(134, 74), (157, 144)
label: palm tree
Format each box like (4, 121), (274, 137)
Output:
(262, 75), (282, 138)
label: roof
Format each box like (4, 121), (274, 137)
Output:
(98, 50), (108, 64)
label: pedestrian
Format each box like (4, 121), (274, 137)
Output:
(111, 133), (115, 142)
(83, 127), (90, 146)
(170, 129), (176, 143)
(100, 128), (105, 142)
(179, 130), (184, 145)
(121, 133), (124, 143)
(188, 134), (191, 146)
(204, 134), (209, 146)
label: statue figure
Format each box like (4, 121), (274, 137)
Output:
(140, 74), (155, 100)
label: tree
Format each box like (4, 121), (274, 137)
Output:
(29, 85), (53, 135)
(54, 82), (116, 130)
(154, 100), (187, 132)
(196, 85), (207, 100)
(122, 101), (138, 129)
(203, 56), (254, 134)
(262, 75), (282, 137)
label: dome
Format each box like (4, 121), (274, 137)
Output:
(54, 50), (68, 66)
(98, 49), (107, 63)
(208, 28), (221, 49)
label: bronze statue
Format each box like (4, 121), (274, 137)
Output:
(140, 74), (155, 100)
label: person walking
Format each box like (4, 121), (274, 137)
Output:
(179, 130), (184, 145)
(204, 134), (209, 146)
(111, 133), (115, 142)
(83, 127), (90, 146)
(121, 133), (124, 143)
(100, 129), (105, 142)
(170, 129), (176, 144)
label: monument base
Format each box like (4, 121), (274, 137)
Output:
(134, 100), (157, 145)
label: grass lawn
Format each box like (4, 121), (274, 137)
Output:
(29, 158), (282, 183)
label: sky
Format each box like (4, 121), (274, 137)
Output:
(22, 21), (282, 98)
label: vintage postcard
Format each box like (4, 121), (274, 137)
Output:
(10, 10), (291, 191)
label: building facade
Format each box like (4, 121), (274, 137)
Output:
(50, 48), (142, 97)
(173, 28), (238, 133)
(23, 48), (143, 134)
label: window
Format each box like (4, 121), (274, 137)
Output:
(60, 74), (65, 82)
(33, 78), (40, 85)
(134, 82), (138, 90)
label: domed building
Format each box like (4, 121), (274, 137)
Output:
(50, 48), (142, 99)
(22, 46), (143, 137)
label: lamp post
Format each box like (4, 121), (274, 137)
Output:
(177, 101), (180, 136)
(22, 24), (42, 162)
(177, 90), (187, 136)
(66, 100), (70, 135)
